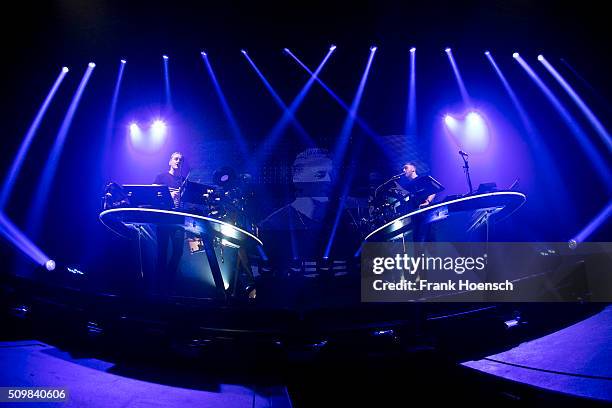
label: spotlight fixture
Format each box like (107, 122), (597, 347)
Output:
(120, 59), (127, 64)
(410, 47), (416, 53)
(370, 45), (378, 52)
(45, 259), (56, 271)
(537, 54), (544, 61)
(201, 51), (207, 56)
(62, 66), (69, 73)
(162, 55), (169, 60)
(88, 62), (96, 68)
(240, 49), (247, 55)
(513, 52), (520, 59)
(151, 119), (167, 134)
(484, 51), (490, 55)
(330, 44), (337, 51)
(445, 47), (451, 53)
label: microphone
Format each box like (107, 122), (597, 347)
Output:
(458, 150), (469, 157)
(390, 172), (404, 180)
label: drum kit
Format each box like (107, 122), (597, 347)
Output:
(360, 174), (445, 234)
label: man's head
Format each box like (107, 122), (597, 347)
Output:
(168, 152), (184, 171)
(292, 148), (334, 197)
(293, 148), (333, 183)
(402, 162), (417, 179)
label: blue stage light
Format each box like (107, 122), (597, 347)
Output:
(151, 119), (167, 135)
(330, 44), (337, 51)
(445, 47), (451, 53)
(241, 50), (314, 146)
(445, 48), (471, 105)
(45, 259), (56, 271)
(538, 54), (611, 153)
(572, 201), (611, 243)
(252, 46), (337, 164)
(102, 59), (127, 175)
(240, 49), (247, 54)
(444, 114), (456, 127)
(0, 66), (68, 209)
(200, 52), (250, 158)
(27, 62), (95, 236)
(443, 111), (490, 153)
(513, 52), (519, 59)
(325, 47), (378, 258)
(370, 45), (377, 52)
(0, 213), (52, 268)
(285, 48), (392, 159)
(405, 47), (417, 136)
(514, 54), (611, 185)
(484, 51), (490, 55)
(162, 55), (168, 60)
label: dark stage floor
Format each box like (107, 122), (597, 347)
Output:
(463, 305), (612, 402)
(2, 306), (611, 407)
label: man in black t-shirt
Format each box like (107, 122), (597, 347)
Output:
(392, 162), (436, 211)
(153, 152), (185, 295)
(154, 151), (185, 208)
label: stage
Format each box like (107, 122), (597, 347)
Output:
(0, 1), (610, 406)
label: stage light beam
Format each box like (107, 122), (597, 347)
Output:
(252, 46), (337, 164)
(27, 62), (96, 235)
(572, 201), (612, 243)
(538, 54), (611, 153)
(284, 48), (394, 160)
(513, 54), (611, 186)
(162, 54), (172, 108)
(331, 46), (378, 166)
(0, 212), (52, 268)
(101, 59), (127, 178)
(0, 66), (69, 210)
(241, 50), (314, 146)
(445, 48), (471, 105)
(405, 46), (417, 136)
(200, 52), (250, 158)
(325, 47), (378, 259)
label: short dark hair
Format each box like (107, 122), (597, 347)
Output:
(403, 162), (417, 170)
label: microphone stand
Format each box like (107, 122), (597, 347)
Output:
(374, 175), (402, 199)
(461, 154), (474, 195)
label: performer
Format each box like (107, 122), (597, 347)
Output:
(154, 151), (185, 208)
(392, 162), (436, 210)
(153, 151), (186, 295)
(391, 162), (436, 243)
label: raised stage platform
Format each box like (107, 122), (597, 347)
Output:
(463, 305), (612, 403)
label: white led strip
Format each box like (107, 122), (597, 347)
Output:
(99, 207), (263, 246)
(364, 191), (526, 241)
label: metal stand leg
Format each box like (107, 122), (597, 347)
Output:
(202, 234), (227, 301)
